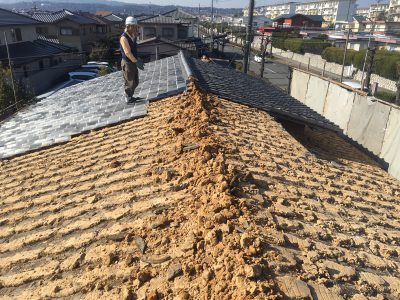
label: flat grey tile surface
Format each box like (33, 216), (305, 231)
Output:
(0, 54), (188, 159)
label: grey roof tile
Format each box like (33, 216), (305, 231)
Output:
(0, 54), (188, 159)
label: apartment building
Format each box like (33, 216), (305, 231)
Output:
(245, 0), (356, 24)
(389, 0), (400, 21)
(295, 0), (356, 22)
(369, 3), (390, 19)
(264, 2), (298, 20)
(356, 7), (370, 17)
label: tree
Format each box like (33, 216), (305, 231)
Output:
(259, 35), (271, 78)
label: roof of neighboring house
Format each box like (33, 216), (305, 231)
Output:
(273, 13), (325, 22)
(103, 13), (123, 22)
(0, 39), (73, 66)
(96, 10), (113, 17)
(138, 14), (189, 24)
(0, 8), (43, 26)
(138, 36), (202, 51)
(162, 8), (198, 20)
(28, 10), (98, 25)
(1, 52), (400, 299)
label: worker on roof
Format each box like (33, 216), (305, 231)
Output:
(120, 16), (142, 104)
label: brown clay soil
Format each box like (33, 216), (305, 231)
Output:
(0, 82), (400, 299)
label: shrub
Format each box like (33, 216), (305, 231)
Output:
(284, 38), (303, 53)
(375, 90), (396, 103)
(321, 47), (357, 65)
(273, 37), (330, 54)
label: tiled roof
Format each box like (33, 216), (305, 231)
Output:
(162, 8), (197, 20)
(28, 10), (98, 25)
(103, 13), (123, 22)
(0, 39), (73, 66)
(273, 13), (324, 22)
(0, 54), (188, 159)
(186, 57), (340, 132)
(0, 8), (43, 26)
(138, 14), (187, 24)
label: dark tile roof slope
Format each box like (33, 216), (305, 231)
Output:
(29, 10), (97, 24)
(273, 13), (324, 22)
(0, 8), (43, 26)
(162, 8), (197, 20)
(138, 14), (187, 24)
(103, 13), (123, 22)
(0, 39), (73, 66)
(186, 57), (340, 132)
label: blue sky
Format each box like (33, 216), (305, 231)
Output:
(121, 0), (387, 9)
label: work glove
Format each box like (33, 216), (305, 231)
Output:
(136, 58), (145, 70)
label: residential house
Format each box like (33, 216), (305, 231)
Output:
(137, 36), (201, 62)
(232, 15), (272, 27)
(273, 13), (324, 28)
(100, 13), (124, 36)
(26, 10), (110, 52)
(138, 15), (192, 41)
(162, 8), (199, 38)
(365, 20), (400, 35)
(0, 8), (82, 95)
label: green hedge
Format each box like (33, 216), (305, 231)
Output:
(375, 90), (396, 103)
(321, 47), (357, 66)
(322, 47), (400, 80)
(273, 37), (331, 55)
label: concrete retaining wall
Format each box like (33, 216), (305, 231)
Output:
(271, 47), (396, 90)
(290, 68), (400, 180)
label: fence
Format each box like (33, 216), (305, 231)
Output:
(290, 68), (400, 180)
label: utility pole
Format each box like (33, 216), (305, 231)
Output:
(210, 0), (214, 51)
(4, 32), (18, 110)
(360, 17), (375, 89)
(340, 27), (351, 82)
(243, 0), (255, 74)
(364, 47), (376, 91)
(340, 0), (353, 82)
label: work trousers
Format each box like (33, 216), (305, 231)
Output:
(121, 59), (139, 97)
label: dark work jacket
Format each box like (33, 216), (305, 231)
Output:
(120, 31), (138, 63)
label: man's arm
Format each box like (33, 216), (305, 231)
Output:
(120, 36), (137, 63)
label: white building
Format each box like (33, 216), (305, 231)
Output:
(356, 3), (389, 20)
(356, 7), (370, 17)
(389, 0), (400, 21)
(295, 0), (356, 22)
(232, 15), (272, 27)
(263, 2), (297, 20)
(369, 3), (389, 19)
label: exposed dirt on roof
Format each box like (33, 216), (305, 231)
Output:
(1, 82), (400, 299)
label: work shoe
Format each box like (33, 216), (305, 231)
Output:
(125, 95), (136, 104)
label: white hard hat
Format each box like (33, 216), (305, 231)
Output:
(125, 16), (137, 26)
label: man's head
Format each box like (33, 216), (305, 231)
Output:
(125, 16), (138, 35)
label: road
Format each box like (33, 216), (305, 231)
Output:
(223, 44), (290, 91)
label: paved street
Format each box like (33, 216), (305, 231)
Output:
(223, 44), (290, 91)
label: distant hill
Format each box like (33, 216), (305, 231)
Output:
(0, 0), (241, 15)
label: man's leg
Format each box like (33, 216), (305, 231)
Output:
(122, 60), (133, 98)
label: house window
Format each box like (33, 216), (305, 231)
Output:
(11, 28), (22, 42)
(143, 27), (156, 38)
(162, 28), (174, 38)
(178, 27), (188, 39)
(60, 27), (73, 35)
(36, 27), (48, 35)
